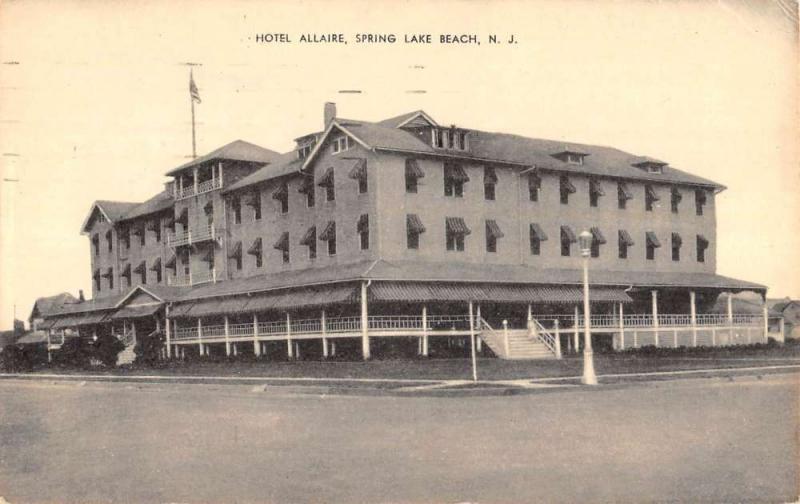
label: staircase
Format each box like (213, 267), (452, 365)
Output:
(478, 318), (560, 360)
(116, 330), (137, 366)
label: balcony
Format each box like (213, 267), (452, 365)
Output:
(167, 268), (217, 287)
(173, 177), (222, 201)
(167, 224), (216, 247)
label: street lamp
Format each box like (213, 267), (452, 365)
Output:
(578, 230), (598, 385)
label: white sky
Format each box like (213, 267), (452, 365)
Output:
(0, 0), (798, 329)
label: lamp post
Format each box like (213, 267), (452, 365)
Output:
(578, 230), (598, 385)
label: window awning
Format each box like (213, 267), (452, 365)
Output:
(444, 163), (469, 183)
(228, 241), (242, 259)
(187, 297), (250, 317)
(405, 159), (424, 179)
(484, 166), (498, 184)
(93, 269), (100, 279)
(530, 223), (548, 241)
(165, 255), (177, 270)
(646, 231), (661, 248)
(102, 267), (114, 279)
(297, 176), (314, 194)
(528, 172), (541, 189)
(319, 221), (336, 241)
(203, 201), (214, 214)
(369, 282), (633, 304)
(300, 226), (316, 246)
(273, 231), (289, 251)
(272, 183), (288, 200)
(247, 237), (262, 256)
(618, 181), (633, 200)
(446, 217), (471, 235)
(590, 178), (605, 196)
(146, 220), (160, 232)
(348, 158), (367, 180)
(560, 176), (576, 194)
(317, 167), (334, 187)
(111, 304), (161, 320)
(646, 185), (660, 201)
(163, 216), (174, 229)
(561, 225), (577, 243)
(486, 219), (504, 239)
(243, 284), (360, 312)
(590, 227), (606, 244)
(177, 207), (189, 225)
(357, 214), (369, 233)
(133, 261), (146, 274)
(121, 263), (131, 278)
(696, 190), (708, 204)
(697, 234), (709, 246)
(672, 233), (683, 247)
(619, 229), (635, 246)
(169, 302), (195, 318)
(200, 247), (214, 263)
(150, 257), (162, 272)
(671, 187), (683, 203)
(131, 224), (144, 236)
(243, 191), (260, 208)
(407, 214), (426, 234)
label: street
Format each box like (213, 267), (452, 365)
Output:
(0, 374), (797, 503)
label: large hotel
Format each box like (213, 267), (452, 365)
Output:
(39, 103), (769, 362)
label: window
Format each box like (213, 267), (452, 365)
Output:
(446, 129), (455, 149)
(528, 173), (541, 202)
(273, 182), (289, 214)
(231, 196), (242, 224)
(405, 159), (424, 193)
(229, 242), (243, 271)
(618, 181), (632, 210)
(93, 269), (101, 292)
(646, 232), (660, 261)
(671, 233), (682, 261)
(483, 167), (497, 201)
(317, 168), (335, 202)
(246, 192), (261, 221)
(331, 136), (352, 154)
(670, 187), (682, 214)
(696, 235), (709, 263)
(407, 214), (425, 250)
(106, 230), (113, 252)
(445, 217), (470, 252)
(560, 226), (576, 257)
(589, 178), (604, 208)
(134, 261), (146, 285)
(299, 177), (315, 208)
(432, 129), (444, 148)
(301, 226), (317, 259)
(444, 162), (468, 197)
(695, 189), (707, 216)
(106, 268), (114, 290)
(153, 261), (162, 283)
(92, 234), (99, 256)
(181, 250), (190, 276)
(320, 221), (337, 256)
(283, 248), (290, 264)
(457, 131), (468, 150)
(618, 230), (634, 259)
(349, 159), (368, 194)
(566, 153), (584, 165)
(559, 176), (576, 205)
(152, 221), (162, 243)
(298, 144), (313, 160)
(357, 214), (369, 251)
(248, 238), (263, 269)
(120, 228), (130, 251)
(529, 223), (547, 256)
(485, 220), (503, 253)
(589, 227), (606, 258)
(274, 232), (290, 264)
(645, 185), (659, 212)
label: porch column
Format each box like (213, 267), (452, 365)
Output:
(476, 305), (482, 352)
(193, 166), (199, 194)
(131, 321), (137, 345)
(468, 301), (477, 382)
(527, 304), (532, 324)
(573, 306), (580, 352)
(46, 330), (52, 362)
(253, 314), (260, 356)
(165, 305), (172, 358)
(286, 313), (293, 359)
(619, 302), (625, 350)
(197, 318), (203, 356)
(690, 291), (698, 347)
(219, 161), (224, 186)
(360, 281), (370, 360)
(762, 298), (769, 342)
(421, 305), (429, 357)
(321, 310), (329, 358)
(224, 316), (231, 356)
(652, 290), (659, 347)
(726, 293), (733, 323)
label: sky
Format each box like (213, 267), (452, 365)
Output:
(0, 0), (798, 329)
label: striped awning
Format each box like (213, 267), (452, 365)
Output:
(407, 214), (426, 234)
(446, 217), (471, 235)
(297, 176), (314, 194)
(405, 159), (424, 179)
(357, 214), (369, 233)
(111, 304), (161, 320)
(561, 225), (577, 243)
(300, 226), (316, 246)
(247, 237), (262, 256)
(618, 181), (634, 200)
(228, 241), (242, 259)
(619, 229), (635, 246)
(150, 257), (162, 272)
(133, 261), (146, 274)
(485, 220), (504, 239)
(165, 255), (177, 270)
(348, 158), (367, 180)
(530, 223), (548, 241)
(369, 282), (632, 304)
(121, 263), (131, 278)
(273, 231), (290, 251)
(560, 176), (576, 194)
(484, 166), (498, 184)
(590, 178), (605, 196)
(697, 234), (709, 246)
(187, 297), (250, 317)
(444, 163), (469, 183)
(319, 221), (336, 241)
(317, 167), (334, 187)
(241, 284), (360, 312)
(646, 231), (661, 248)
(671, 233), (682, 247)
(272, 183), (288, 200)
(590, 227), (606, 244)
(646, 184), (660, 201)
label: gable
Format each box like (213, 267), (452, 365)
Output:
(301, 121), (371, 172)
(82, 205), (110, 233)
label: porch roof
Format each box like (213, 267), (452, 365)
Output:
(369, 282), (632, 304)
(110, 304), (162, 320)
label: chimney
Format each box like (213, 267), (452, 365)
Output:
(324, 102), (337, 128)
(78, 290), (85, 303)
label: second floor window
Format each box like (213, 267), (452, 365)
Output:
(671, 233), (682, 261)
(618, 230), (634, 259)
(92, 234), (99, 256)
(244, 191), (261, 221)
(318, 168), (335, 202)
(405, 159), (424, 193)
(357, 214), (369, 251)
(485, 219), (503, 253)
(407, 214), (425, 250)
(645, 185), (659, 212)
(529, 223), (548, 256)
(618, 181), (633, 209)
(671, 187), (682, 214)
(299, 177), (315, 208)
(589, 178), (604, 208)
(274, 232), (290, 264)
(695, 189), (707, 216)
(590, 227), (605, 258)
(445, 217), (470, 252)
(560, 226), (576, 257)
(349, 159), (368, 194)
(106, 230), (113, 252)
(483, 167), (497, 201)
(229, 242), (243, 271)
(528, 172), (541, 202)
(248, 238), (263, 269)
(646, 231), (660, 260)
(560, 175), (576, 205)
(231, 196), (242, 224)
(272, 182), (289, 214)
(320, 221), (337, 256)
(93, 269), (101, 292)
(697, 235), (709, 263)
(301, 226), (317, 260)
(444, 162), (468, 197)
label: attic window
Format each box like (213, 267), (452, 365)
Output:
(331, 136), (352, 154)
(298, 144), (313, 160)
(432, 128), (468, 151)
(566, 153), (584, 165)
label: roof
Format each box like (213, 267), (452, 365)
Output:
(80, 200), (140, 233)
(165, 140), (282, 176)
(224, 150), (303, 193)
(705, 297), (778, 316)
(29, 292), (78, 322)
(119, 191), (173, 222)
(15, 331), (49, 345)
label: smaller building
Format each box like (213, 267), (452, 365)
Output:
(768, 298), (800, 339)
(29, 292), (78, 332)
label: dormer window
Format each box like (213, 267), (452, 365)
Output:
(431, 128), (468, 151)
(552, 150), (588, 165)
(298, 144), (313, 160)
(331, 136), (352, 154)
(566, 153), (583, 165)
(632, 159), (667, 174)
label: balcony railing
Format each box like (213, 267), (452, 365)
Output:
(167, 224), (215, 247)
(529, 313), (764, 329)
(173, 177), (222, 200)
(167, 268), (216, 287)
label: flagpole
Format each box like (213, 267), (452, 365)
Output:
(190, 70), (197, 159)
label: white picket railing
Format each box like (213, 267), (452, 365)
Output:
(531, 313), (764, 329)
(173, 177), (222, 200)
(167, 224), (215, 247)
(531, 319), (560, 357)
(167, 268), (216, 287)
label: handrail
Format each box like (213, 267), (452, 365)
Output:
(531, 319), (560, 358)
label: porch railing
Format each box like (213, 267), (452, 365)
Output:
(531, 313), (764, 328)
(167, 268), (216, 287)
(167, 224), (215, 247)
(173, 177), (222, 200)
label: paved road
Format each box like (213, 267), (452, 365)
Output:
(0, 374), (797, 503)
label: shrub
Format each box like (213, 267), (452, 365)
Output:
(0, 345), (32, 372)
(52, 337), (93, 369)
(94, 333), (125, 367)
(133, 330), (164, 366)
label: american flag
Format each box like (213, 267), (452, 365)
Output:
(189, 71), (201, 104)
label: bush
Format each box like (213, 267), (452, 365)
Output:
(133, 330), (164, 366)
(52, 337), (93, 369)
(0, 345), (32, 372)
(94, 334), (125, 367)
